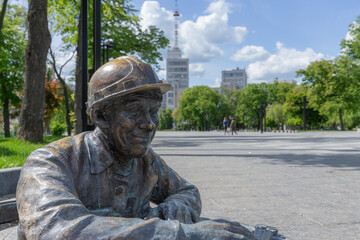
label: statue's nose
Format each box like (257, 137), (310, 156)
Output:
(139, 113), (156, 131)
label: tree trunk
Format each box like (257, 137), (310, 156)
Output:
(1, 83), (10, 137)
(0, 0), (8, 35)
(17, 0), (51, 142)
(74, 8), (84, 134)
(339, 108), (345, 131)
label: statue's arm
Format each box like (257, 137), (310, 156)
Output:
(16, 148), (183, 240)
(148, 150), (202, 223)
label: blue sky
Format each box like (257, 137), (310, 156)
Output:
(131, 0), (360, 87)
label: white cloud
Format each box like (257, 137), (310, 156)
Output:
(231, 45), (269, 61)
(213, 77), (221, 87)
(139, 1), (174, 32)
(189, 63), (205, 77)
(139, 1), (174, 41)
(139, 0), (247, 63)
(157, 69), (166, 80)
(247, 42), (324, 81)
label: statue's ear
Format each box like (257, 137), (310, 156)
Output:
(93, 111), (110, 129)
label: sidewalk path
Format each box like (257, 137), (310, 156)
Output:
(1, 131), (359, 239)
(152, 131), (360, 240)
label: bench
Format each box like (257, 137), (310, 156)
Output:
(0, 167), (21, 223)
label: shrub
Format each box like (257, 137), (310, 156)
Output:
(51, 121), (66, 136)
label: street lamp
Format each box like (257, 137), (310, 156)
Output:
(102, 39), (115, 64)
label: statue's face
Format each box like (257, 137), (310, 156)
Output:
(105, 95), (161, 158)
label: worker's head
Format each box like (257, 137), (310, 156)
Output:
(87, 56), (170, 158)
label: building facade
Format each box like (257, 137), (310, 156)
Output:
(221, 67), (247, 92)
(165, 48), (189, 110)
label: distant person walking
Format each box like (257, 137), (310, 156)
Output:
(223, 117), (229, 135)
(230, 117), (237, 135)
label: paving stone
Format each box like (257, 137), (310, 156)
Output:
(1, 131), (359, 239)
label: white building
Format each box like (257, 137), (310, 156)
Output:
(165, 48), (189, 110)
(221, 67), (247, 92)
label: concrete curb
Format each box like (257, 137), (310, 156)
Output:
(0, 198), (18, 223)
(0, 167), (21, 224)
(0, 167), (21, 196)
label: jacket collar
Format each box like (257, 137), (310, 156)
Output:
(85, 127), (115, 174)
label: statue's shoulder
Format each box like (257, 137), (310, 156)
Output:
(25, 132), (91, 163)
(45, 131), (90, 151)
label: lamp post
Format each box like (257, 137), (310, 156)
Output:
(80, 0), (101, 132)
(102, 39), (115, 64)
(303, 96), (307, 131)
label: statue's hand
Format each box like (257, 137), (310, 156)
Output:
(145, 200), (200, 224)
(181, 219), (256, 240)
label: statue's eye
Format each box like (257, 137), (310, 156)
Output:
(128, 108), (139, 117)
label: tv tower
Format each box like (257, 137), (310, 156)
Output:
(173, 0), (180, 50)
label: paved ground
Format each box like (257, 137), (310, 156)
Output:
(1, 131), (360, 239)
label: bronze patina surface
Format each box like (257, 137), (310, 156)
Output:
(16, 56), (287, 239)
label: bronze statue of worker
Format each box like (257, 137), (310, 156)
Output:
(16, 56), (285, 240)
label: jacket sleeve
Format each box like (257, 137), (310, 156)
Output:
(16, 147), (186, 240)
(149, 149), (202, 216)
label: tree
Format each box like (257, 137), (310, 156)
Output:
(266, 103), (286, 130)
(341, 16), (360, 59)
(48, 0), (169, 133)
(0, 5), (26, 137)
(17, 0), (51, 142)
(179, 86), (223, 131)
(296, 58), (360, 130)
(0, 0), (8, 35)
(158, 108), (173, 130)
(48, 48), (76, 136)
(44, 68), (63, 134)
(233, 83), (268, 129)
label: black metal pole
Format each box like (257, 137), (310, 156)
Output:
(264, 106), (266, 132)
(303, 96), (307, 131)
(102, 44), (105, 65)
(93, 0), (101, 71)
(260, 104), (263, 133)
(81, 0), (88, 132)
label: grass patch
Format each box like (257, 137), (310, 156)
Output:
(0, 135), (65, 169)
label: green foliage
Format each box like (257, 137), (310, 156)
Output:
(286, 117), (302, 128)
(52, 90), (75, 127)
(51, 120), (66, 136)
(178, 86), (225, 130)
(0, 5), (26, 108)
(297, 56), (360, 130)
(266, 103), (286, 129)
(341, 16), (360, 59)
(0, 135), (64, 169)
(233, 83), (268, 129)
(48, 0), (169, 70)
(158, 108), (174, 130)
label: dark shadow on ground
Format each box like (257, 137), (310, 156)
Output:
(158, 153), (360, 171)
(153, 136), (360, 144)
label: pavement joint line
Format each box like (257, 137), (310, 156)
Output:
(291, 211), (324, 226)
(307, 193), (341, 205)
(206, 198), (225, 211)
(2, 227), (14, 240)
(323, 221), (360, 226)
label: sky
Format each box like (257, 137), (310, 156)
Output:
(129, 0), (360, 87)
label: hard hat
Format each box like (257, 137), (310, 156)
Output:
(86, 56), (170, 114)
